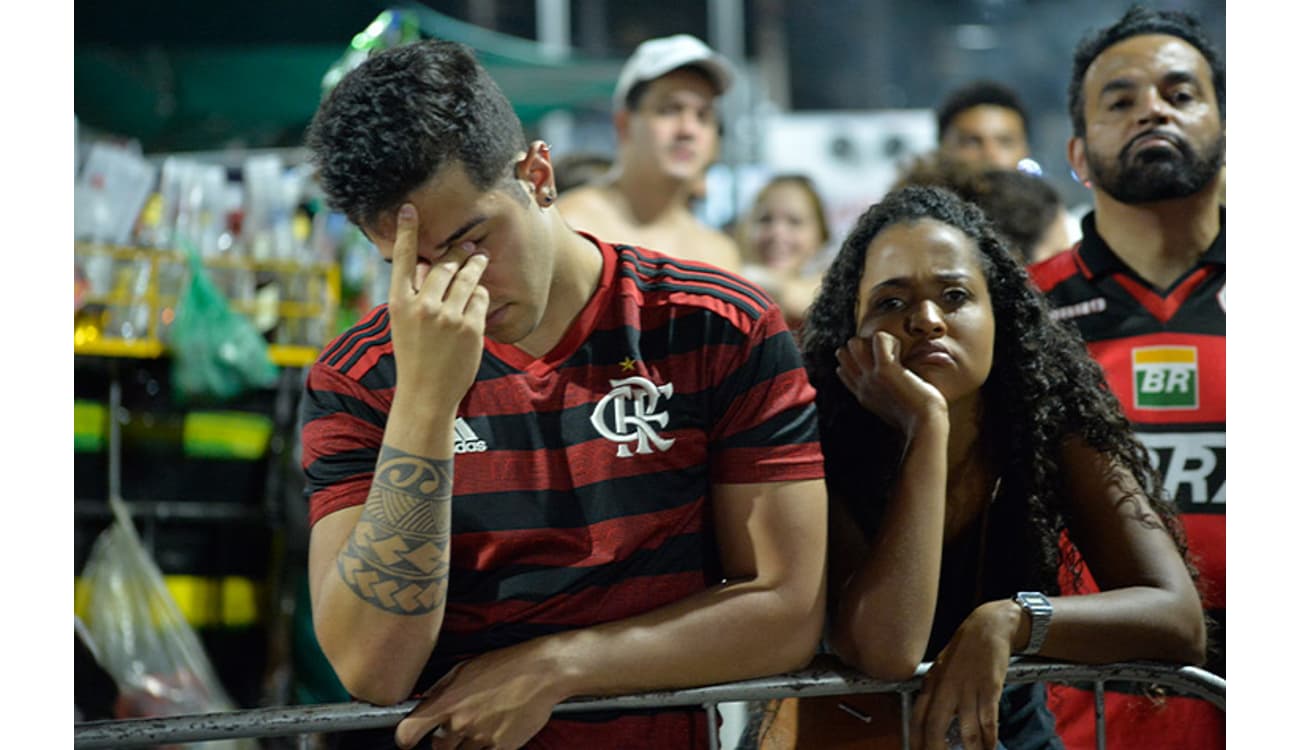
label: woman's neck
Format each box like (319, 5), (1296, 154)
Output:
(941, 393), (995, 542)
(945, 393), (985, 474)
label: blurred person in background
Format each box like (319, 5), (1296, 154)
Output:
(1027, 6), (1225, 749)
(896, 154), (1072, 264)
(551, 151), (613, 196)
(301, 38), (827, 750)
(737, 174), (831, 331)
(558, 34), (742, 271)
(936, 80), (1033, 172)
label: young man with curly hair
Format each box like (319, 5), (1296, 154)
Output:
(299, 39), (827, 750)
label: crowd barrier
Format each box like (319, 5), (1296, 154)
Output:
(74, 659), (1225, 749)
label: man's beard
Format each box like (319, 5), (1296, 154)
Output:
(1086, 130), (1225, 205)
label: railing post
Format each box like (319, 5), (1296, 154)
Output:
(900, 689), (912, 749)
(705, 702), (720, 750)
(1094, 680), (1106, 750)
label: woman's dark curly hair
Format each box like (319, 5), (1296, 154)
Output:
(801, 185), (1192, 595)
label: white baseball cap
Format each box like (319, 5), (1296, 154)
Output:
(611, 34), (736, 112)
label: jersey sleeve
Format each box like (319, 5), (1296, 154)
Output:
(707, 303), (825, 484)
(298, 362), (387, 526)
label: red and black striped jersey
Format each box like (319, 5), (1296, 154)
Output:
(1028, 210), (1225, 750)
(299, 234), (825, 748)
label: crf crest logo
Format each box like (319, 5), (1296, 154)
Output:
(590, 376), (676, 457)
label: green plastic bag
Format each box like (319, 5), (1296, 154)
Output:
(171, 247), (279, 402)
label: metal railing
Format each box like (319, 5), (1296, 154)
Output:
(74, 659), (1225, 749)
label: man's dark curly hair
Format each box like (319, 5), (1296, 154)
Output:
(801, 185), (1192, 595)
(1068, 5), (1225, 137)
(306, 39), (527, 229)
(936, 81), (1031, 143)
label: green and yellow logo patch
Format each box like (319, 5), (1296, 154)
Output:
(1133, 346), (1198, 409)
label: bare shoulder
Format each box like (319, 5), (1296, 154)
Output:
(556, 185), (616, 229)
(695, 224), (743, 272)
(555, 184), (605, 211)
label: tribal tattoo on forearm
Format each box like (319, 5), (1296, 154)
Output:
(338, 445), (453, 615)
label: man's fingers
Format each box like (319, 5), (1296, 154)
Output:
(465, 286), (491, 326)
(427, 724), (464, 750)
(395, 681), (457, 750)
(394, 710), (446, 750)
(390, 203), (420, 298)
(438, 251), (489, 312)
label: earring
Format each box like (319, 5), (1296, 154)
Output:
(542, 191), (554, 206)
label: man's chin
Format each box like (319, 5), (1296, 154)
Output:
(659, 161), (704, 182)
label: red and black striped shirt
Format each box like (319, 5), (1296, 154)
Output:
(300, 235), (825, 748)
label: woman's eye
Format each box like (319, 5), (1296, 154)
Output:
(943, 288), (970, 304)
(874, 297), (904, 312)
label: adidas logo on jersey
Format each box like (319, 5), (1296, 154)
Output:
(453, 418), (489, 454)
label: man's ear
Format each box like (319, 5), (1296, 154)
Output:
(1067, 136), (1090, 186)
(515, 140), (558, 207)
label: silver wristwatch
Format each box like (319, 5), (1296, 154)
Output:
(1013, 591), (1053, 656)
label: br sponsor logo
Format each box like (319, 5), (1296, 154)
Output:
(590, 376), (676, 458)
(1132, 346), (1198, 410)
(452, 418), (488, 454)
(1138, 431), (1225, 507)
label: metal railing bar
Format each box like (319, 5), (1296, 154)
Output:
(73, 661), (1224, 749)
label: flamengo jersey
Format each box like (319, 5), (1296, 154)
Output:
(1028, 210), (1225, 750)
(299, 235), (825, 749)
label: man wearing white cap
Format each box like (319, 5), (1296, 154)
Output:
(558, 34), (743, 271)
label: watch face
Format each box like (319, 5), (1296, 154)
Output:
(1015, 592), (1051, 656)
(1016, 592), (1051, 611)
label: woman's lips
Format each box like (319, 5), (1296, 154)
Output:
(904, 343), (956, 367)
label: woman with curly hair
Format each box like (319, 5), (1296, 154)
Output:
(765, 186), (1204, 750)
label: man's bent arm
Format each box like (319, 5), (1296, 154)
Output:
(529, 478), (827, 697)
(308, 409), (456, 705)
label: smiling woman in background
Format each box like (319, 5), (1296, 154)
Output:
(738, 174), (832, 332)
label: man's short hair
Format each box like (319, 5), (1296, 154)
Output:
(306, 39), (527, 229)
(935, 80), (1031, 141)
(1068, 5), (1225, 137)
(612, 34), (735, 112)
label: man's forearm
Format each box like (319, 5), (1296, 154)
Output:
(526, 569), (825, 703)
(337, 445), (452, 614)
(314, 442), (454, 704)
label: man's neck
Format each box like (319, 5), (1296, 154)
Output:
(1092, 183), (1222, 291)
(513, 220), (605, 359)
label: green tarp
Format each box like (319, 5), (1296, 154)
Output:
(75, 5), (622, 152)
